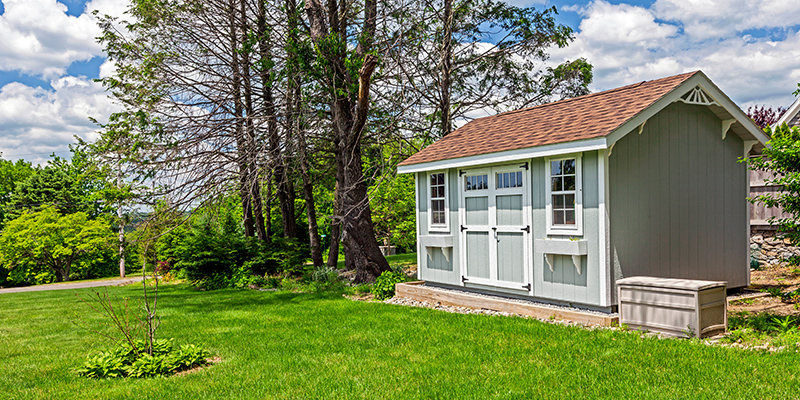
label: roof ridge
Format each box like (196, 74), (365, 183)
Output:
(492, 71), (699, 119)
(398, 70), (703, 167)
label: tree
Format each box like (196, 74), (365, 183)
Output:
(0, 206), (114, 282)
(370, 172), (416, 251)
(0, 158), (35, 226)
(747, 105), (787, 129)
(749, 123), (800, 247)
(4, 148), (113, 224)
(387, 0), (592, 140)
(304, 0), (393, 282)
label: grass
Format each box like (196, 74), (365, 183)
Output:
(333, 252), (417, 271)
(3, 285), (800, 399)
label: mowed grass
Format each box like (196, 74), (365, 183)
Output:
(333, 252), (418, 271)
(2, 285), (800, 399)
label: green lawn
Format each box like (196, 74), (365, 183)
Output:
(2, 284), (799, 399)
(333, 252), (417, 271)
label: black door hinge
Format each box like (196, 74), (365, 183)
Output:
(460, 225), (467, 232)
(520, 162), (529, 170)
(521, 225), (530, 233)
(522, 283), (531, 291)
(459, 170), (466, 177)
(462, 276), (469, 283)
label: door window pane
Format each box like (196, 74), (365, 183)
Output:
(466, 174), (488, 191)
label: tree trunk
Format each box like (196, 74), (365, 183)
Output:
(237, 0), (267, 241)
(326, 179), (342, 269)
(439, 0), (453, 137)
(117, 160), (125, 278)
(118, 205), (125, 278)
(228, 0), (255, 237)
(306, 0), (389, 282)
(297, 129), (324, 268)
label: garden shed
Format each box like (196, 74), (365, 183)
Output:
(397, 71), (770, 312)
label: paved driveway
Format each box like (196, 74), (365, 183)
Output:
(0, 276), (148, 294)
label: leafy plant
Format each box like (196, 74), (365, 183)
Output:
(722, 328), (753, 344)
(770, 315), (797, 333)
(372, 270), (409, 300)
(764, 287), (785, 298)
(76, 340), (211, 379)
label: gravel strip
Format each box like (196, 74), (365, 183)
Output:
(381, 285), (797, 352)
(422, 284), (617, 317)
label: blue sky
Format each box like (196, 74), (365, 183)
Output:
(1, 0), (800, 164)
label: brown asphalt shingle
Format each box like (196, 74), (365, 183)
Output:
(399, 71), (699, 166)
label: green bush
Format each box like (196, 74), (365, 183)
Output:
(372, 270), (409, 300)
(76, 339), (211, 379)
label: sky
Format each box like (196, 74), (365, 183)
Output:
(1, 0), (799, 165)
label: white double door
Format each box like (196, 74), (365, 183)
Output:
(459, 164), (531, 291)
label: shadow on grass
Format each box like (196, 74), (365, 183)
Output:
(146, 284), (347, 314)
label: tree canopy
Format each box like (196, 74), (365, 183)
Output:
(749, 123), (800, 246)
(0, 206), (114, 283)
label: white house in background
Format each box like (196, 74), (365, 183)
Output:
(398, 71), (770, 312)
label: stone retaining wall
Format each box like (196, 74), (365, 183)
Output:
(751, 230), (800, 268)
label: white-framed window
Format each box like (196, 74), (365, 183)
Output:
(545, 154), (583, 236)
(428, 171), (449, 232)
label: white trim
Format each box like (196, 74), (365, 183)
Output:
(414, 173), (421, 281)
(722, 119), (735, 140)
(776, 96), (800, 127)
(744, 140), (758, 159)
(426, 170), (450, 233)
(465, 276), (531, 291)
(400, 72), (769, 177)
(675, 86), (718, 106)
(397, 138), (607, 174)
(459, 163), (531, 290)
(745, 164), (751, 287)
(598, 150), (610, 307)
(606, 73), (770, 148)
(545, 153), (584, 236)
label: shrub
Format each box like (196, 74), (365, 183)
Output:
(372, 270), (409, 300)
(76, 339), (211, 379)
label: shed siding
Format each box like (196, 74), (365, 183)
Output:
(532, 151), (604, 307)
(416, 170), (461, 285)
(609, 102), (748, 289)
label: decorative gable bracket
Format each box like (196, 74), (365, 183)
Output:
(675, 86), (718, 107)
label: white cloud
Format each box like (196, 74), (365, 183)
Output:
(0, 77), (119, 165)
(548, 0), (800, 109)
(652, 0), (800, 40)
(0, 0), (128, 78)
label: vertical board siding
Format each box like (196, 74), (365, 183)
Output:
(466, 232), (490, 278)
(416, 169), (460, 284)
(609, 102), (748, 289)
(497, 232), (525, 282)
(533, 151), (601, 306)
(496, 195), (523, 226)
(465, 197), (489, 225)
(427, 249), (453, 271)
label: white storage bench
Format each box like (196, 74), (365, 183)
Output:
(617, 276), (727, 338)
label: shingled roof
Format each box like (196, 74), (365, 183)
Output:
(399, 71), (700, 166)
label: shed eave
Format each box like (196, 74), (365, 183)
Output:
(397, 137), (608, 174)
(606, 72), (770, 148)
